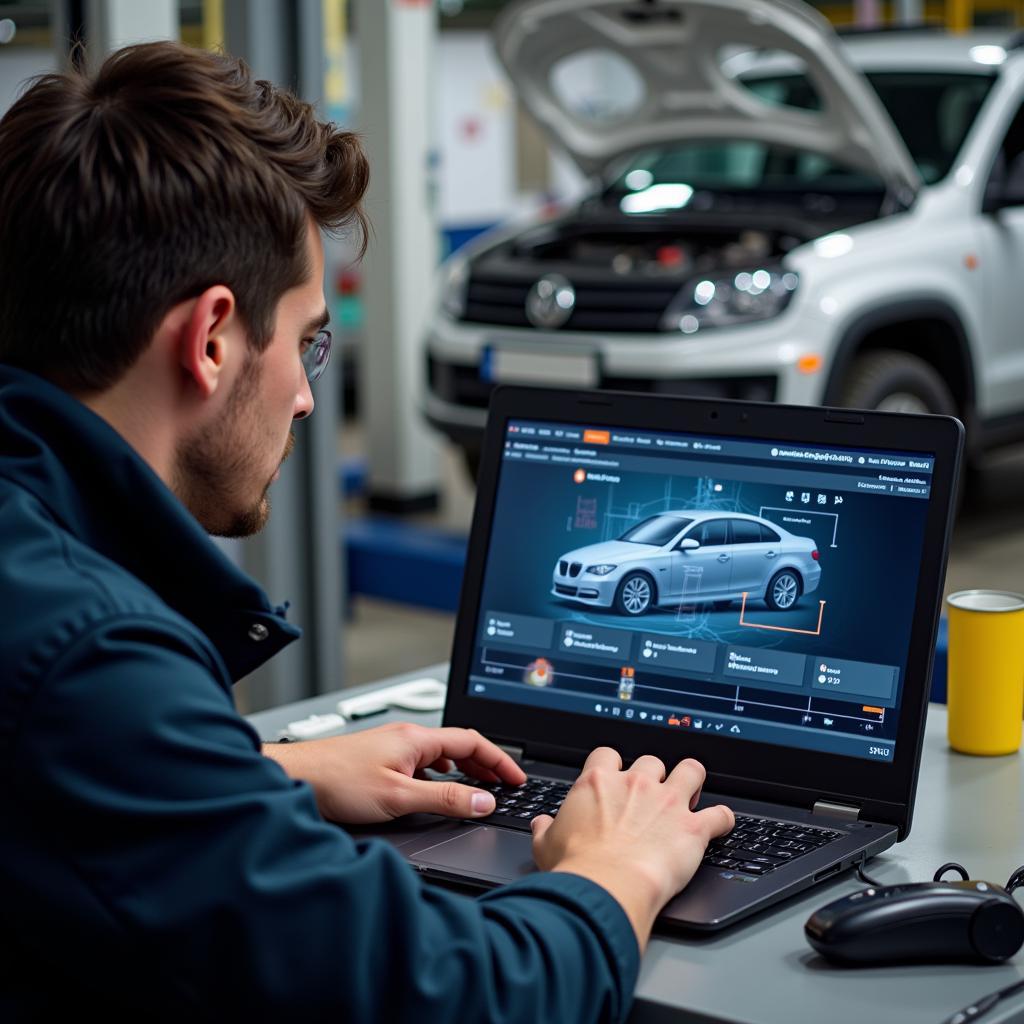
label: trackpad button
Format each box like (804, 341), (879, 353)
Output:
(410, 826), (537, 884)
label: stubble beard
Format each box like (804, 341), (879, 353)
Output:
(174, 354), (294, 538)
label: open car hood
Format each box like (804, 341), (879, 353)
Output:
(494, 0), (922, 196)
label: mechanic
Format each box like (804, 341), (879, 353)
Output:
(0, 41), (733, 1021)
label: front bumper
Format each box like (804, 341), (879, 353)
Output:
(424, 311), (830, 448)
(551, 569), (619, 607)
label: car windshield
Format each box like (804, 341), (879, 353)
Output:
(619, 515), (692, 546)
(606, 71), (994, 195)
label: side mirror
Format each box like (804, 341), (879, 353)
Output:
(678, 538), (700, 551)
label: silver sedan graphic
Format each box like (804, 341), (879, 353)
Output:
(551, 511), (821, 616)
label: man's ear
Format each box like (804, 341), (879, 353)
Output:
(178, 286), (238, 399)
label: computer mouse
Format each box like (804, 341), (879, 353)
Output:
(805, 880), (1024, 964)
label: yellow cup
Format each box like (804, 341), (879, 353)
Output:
(946, 590), (1024, 756)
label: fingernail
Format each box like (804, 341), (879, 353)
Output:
(471, 791), (495, 815)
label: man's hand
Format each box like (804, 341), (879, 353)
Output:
(531, 747), (734, 953)
(263, 722), (526, 824)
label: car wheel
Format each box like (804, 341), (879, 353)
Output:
(839, 350), (957, 416)
(615, 572), (655, 616)
(766, 569), (802, 611)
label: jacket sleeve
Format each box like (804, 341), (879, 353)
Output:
(10, 616), (639, 1023)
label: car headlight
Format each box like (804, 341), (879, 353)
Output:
(439, 255), (469, 320)
(586, 564), (618, 576)
(660, 268), (799, 334)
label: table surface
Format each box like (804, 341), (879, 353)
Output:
(248, 664), (1024, 1024)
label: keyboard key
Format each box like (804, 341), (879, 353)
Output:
(737, 862), (770, 875)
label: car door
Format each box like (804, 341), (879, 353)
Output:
(670, 518), (731, 602)
(976, 92), (1024, 417)
(728, 519), (780, 598)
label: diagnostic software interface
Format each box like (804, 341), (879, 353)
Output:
(466, 418), (936, 763)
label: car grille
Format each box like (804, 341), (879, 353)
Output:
(462, 271), (681, 332)
(569, 562), (582, 577)
(555, 584), (578, 597)
(559, 560), (568, 575)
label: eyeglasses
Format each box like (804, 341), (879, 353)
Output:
(301, 329), (332, 383)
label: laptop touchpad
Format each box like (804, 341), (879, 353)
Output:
(409, 825), (537, 884)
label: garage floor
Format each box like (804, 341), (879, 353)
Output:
(343, 436), (1024, 688)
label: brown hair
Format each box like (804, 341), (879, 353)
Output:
(0, 41), (369, 391)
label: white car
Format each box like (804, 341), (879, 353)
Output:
(426, 0), (1024, 477)
(552, 510), (821, 616)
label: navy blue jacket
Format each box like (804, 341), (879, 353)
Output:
(0, 366), (638, 1022)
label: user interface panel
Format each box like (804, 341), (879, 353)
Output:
(466, 418), (935, 764)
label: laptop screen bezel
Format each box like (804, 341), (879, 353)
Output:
(443, 386), (963, 839)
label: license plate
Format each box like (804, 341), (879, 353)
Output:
(481, 346), (598, 387)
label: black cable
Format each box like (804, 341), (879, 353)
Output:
(938, 978), (1024, 1024)
(857, 858), (1024, 892)
(855, 855), (886, 887)
(933, 862), (970, 883)
(1005, 865), (1024, 895)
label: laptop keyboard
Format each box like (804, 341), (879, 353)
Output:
(703, 816), (844, 876)
(457, 776), (845, 878)
(459, 776), (568, 829)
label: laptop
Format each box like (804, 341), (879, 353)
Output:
(373, 386), (963, 931)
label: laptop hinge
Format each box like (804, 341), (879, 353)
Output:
(498, 743), (525, 765)
(813, 799), (861, 822)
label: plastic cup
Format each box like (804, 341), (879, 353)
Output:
(946, 590), (1024, 756)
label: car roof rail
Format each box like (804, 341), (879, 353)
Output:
(833, 22), (944, 38)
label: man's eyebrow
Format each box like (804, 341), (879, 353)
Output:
(301, 308), (331, 335)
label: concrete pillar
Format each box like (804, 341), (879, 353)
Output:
(355, 0), (442, 514)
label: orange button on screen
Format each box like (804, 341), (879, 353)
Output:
(583, 430), (610, 445)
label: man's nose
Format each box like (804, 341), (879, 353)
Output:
(294, 375), (315, 420)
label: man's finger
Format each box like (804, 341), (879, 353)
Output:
(628, 754), (666, 781)
(415, 727), (526, 785)
(666, 757), (707, 806)
(451, 757), (505, 784)
(531, 813), (554, 845)
(391, 777), (497, 819)
(694, 803), (735, 842)
(582, 746), (622, 774)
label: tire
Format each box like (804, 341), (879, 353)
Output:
(839, 350), (957, 416)
(614, 572), (656, 616)
(765, 569), (802, 611)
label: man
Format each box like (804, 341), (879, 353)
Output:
(0, 42), (733, 1021)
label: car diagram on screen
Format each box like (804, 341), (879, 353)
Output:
(551, 511), (820, 616)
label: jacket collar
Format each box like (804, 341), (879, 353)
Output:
(0, 364), (300, 680)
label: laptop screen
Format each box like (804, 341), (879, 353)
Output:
(464, 417), (936, 765)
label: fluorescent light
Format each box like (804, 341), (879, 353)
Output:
(969, 45), (1006, 66)
(620, 183), (694, 214)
